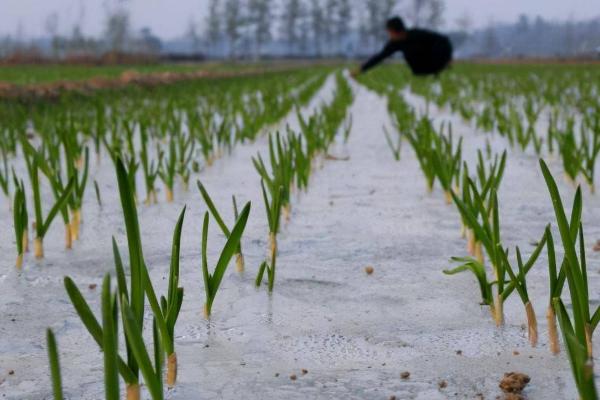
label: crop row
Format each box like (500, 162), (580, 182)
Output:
(39, 70), (355, 399)
(2, 68), (330, 268)
(359, 66), (599, 399)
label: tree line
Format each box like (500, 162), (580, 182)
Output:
(190, 0), (444, 58)
(1, 0), (598, 61)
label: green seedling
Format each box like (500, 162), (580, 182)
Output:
(35, 159), (74, 250)
(139, 122), (160, 204)
(201, 201), (251, 318)
(12, 176), (28, 268)
(543, 181), (582, 355)
(545, 227), (566, 355)
(554, 298), (599, 400)
(114, 158), (148, 398)
(497, 234), (548, 347)
(94, 180), (102, 207)
(134, 207), (185, 387)
(446, 232), (546, 335)
(261, 181), (283, 257)
(101, 275), (120, 400)
(64, 276), (139, 398)
(383, 125), (401, 161)
(579, 117), (600, 193)
(0, 151), (10, 201)
(342, 114), (353, 143)
(450, 187), (505, 325)
(121, 297), (164, 400)
(557, 118), (583, 185)
(255, 253), (278, 293)
(94, 101), (106, 163)
(547, 110), (558, 154)
(389, 95), (416, 136)
(46, 329), (64, 400)
(176, 132), (195, 191)
(253, 132), (294, 219)
(197, 180), (245, 272)
(540, 159), (600, 357)
(287, 130), (310, 191)
(462, 150), (506, 257)
(404, 116), (438, 192)
(159, 139), (177, 202)
(22, 142), (75, 258)
(63, 275), (121, 400)
(431, 123), (462, 204)
(256, 183), (284, 292)
(64, 145), (90, 241)
(445, 256), (494, 312)
(116, 157), (184, 388)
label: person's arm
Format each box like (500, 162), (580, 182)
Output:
(360, 41), (398, 73)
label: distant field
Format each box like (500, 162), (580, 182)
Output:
(0, 61), (341, 86)
(0, 64), (211, 85)
(0, 62), (282, 85)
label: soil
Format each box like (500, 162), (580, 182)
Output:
(499, 372), (531, 395)
(0, 72), (596, 399)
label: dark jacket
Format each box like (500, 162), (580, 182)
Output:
(361, 28), (453, 75)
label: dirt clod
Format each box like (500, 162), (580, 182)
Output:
(499, 372), (530, 394)
(438, 380), (447, 389)
(389, 396), (397, 400)
(8, 370), (14, 375)
(290, 374), (297, 381)
(301, 369), (308, 375)
(88, 284), (97, 290)
(400, 371), (410, 379)
(593, 240), (600, 252)
(365, 266), (374, 275)
(456, 350), (462, 355)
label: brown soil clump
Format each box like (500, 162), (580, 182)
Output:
(499, 372), (530, 398)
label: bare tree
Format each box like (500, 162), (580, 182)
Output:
(206, 0), (222, 56)
(516, 14), (529, 33)
(358, 10), (370, 50)
(564, 18), (576, 56)
(248, 0), (272, 59)
(481, 23), (500, 58)
(297, 1), (310, 55)
(365, 0), (400, 47)
(336, 0), (352, 53)
(322, 0), (337, 54)
(69, 25), (86, 55)
(69, 0), (87, 54)
(455, 11), (472, 33)
(310, 0), (325, 56)
(280, 0), (302, 55)
(365, 0), (381, 48)
(407, 0), (444, 29)
(138, 27), (162, 54)
(425, 0), (444, 28)
(44, 13), (60, 58)
(224, 0), (242, 58)
(381, 0), (398, 17)
(104, 0), (131, 53)
(186, 19), (202, 54)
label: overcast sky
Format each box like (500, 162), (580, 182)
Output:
(1, 0), (598, 39)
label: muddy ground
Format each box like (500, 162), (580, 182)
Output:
(1, 72), (598, 399)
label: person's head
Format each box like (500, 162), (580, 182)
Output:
(386, 17), (407, 40)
